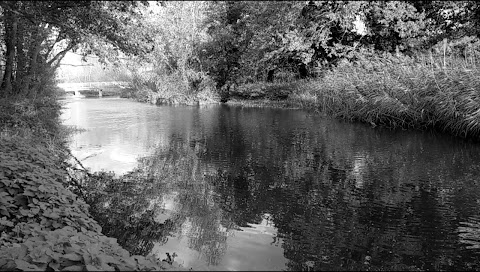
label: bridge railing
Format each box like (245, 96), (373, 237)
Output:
(57, 81), (132, 91)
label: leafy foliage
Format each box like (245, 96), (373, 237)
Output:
(0, 224), (183, 271)
(0, 96), (64, 142)
(0, 139), (100, 237)
(192, 1), (480, 92)
(122, 1), (218, 105)
(94, 1), (480, 106)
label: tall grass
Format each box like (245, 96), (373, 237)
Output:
(282, 51), (480, 139)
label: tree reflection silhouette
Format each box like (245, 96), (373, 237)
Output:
(86, 173), (175, 256)
(149, 140), (234, 266)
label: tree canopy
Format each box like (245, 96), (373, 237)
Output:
(0, 1), (151, 98)
(196, 1), (480, 85)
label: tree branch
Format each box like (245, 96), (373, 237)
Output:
(0, 2), (37, 25)
(47, 42), (75, 67)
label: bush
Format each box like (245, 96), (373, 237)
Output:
(129, 69), (219, 105)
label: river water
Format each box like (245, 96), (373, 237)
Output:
(61, 97), (480, 271)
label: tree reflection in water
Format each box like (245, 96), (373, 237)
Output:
(137, 138), (235, 266)
(86, 171), (175, 256)
(86, 137), (235, 266)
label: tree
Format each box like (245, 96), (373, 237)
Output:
(198, 1), (369, 84)
(356, 1), (428, 53)
(198, 1), (251, 89)
(0, 1), (152, 98)
(137, 1), (208, 86)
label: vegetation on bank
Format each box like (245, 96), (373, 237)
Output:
(3, 1), (480, 138)
(310, 51), (480, 138)
(226, 49), (480, 139)
(0, 96), (186, 271)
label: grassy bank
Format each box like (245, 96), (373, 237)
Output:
(0, 95), (186, 271)
(226, 81), (317, 110)
(228, 52), (480, 140)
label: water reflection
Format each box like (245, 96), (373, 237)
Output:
(63, 98), (480, 271)
(84, 171), (175, 256)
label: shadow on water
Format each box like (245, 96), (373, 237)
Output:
(74, 102), (480, 271)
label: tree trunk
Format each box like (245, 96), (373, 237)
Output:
(1, 9), (18, 97)
(267, 69), (275, 82)
(22, 27), (43, 96)
(298, 63), (308, 79)
(27, 47), (70, 97)
(16, 19), (28, 96)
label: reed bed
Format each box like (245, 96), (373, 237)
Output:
(301, 52), (480, 139)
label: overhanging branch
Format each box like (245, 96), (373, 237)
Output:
(60, 63), (94, 67)
(47, 43), (75, 67)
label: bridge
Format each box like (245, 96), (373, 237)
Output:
(57, 81), (132, 97)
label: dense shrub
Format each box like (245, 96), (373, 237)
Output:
(129, 69), (219, 105)
(0, 97), (63, 141)
(0, 139), (99, 240)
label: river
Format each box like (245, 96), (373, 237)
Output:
(61, 97), (480, 271)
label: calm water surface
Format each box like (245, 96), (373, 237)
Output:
(61, 97), (480, 271)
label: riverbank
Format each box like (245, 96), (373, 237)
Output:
(0, 96), (186, 271)
(121, 52), (480, 140)
(224, 52), (480, 140)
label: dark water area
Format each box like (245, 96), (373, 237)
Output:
(61, 97), (480, 271)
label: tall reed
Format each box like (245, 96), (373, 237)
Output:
(303, 51), (480, 139)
